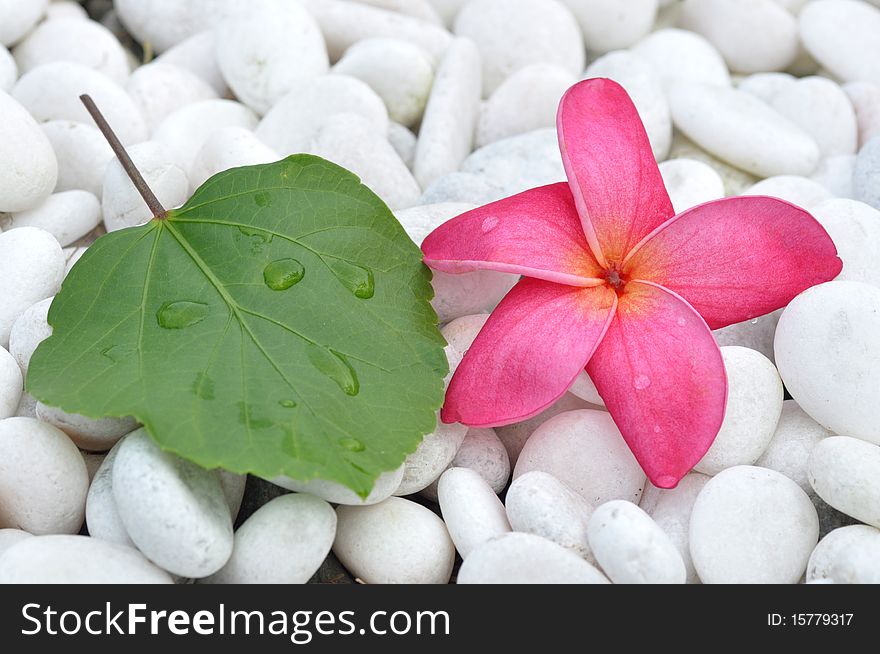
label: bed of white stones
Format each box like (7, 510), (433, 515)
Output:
(2, 0), (880, 584)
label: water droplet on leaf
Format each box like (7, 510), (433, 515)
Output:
(263, 258), (305, 291)
(633, 374), (651, 390)
(326, 259), (374, 299)
(237, 226), (274, 254)
(156, 301), (209, 329)
(339, 437), (365, 452)
(279, 399), (297, 408)
(307, 345), (359, 396)
(481, 216), (499, 233)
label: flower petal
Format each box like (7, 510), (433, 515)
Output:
(587, 281), (726, 488)
(557, 78), (674, 266)
(624, 196), (843, 329)
(442, 278), (617, 427)
(422, 183), (604, 287)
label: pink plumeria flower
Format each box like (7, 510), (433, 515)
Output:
(422, 79), (842, 488)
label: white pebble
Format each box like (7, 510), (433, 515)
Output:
(388, 121), (416, 169)
(438, 467), (510, 557)
(395, 417), (468, 496)
(102, 141), (189, 231)
(811, 154), (857, 199)
(457, 532), (609, 584)
(154, 31), (228, 96)
(448, 427), (510, 494)
(12, 18), (130, 85)
(413, 37), (481, 189)
(112, 428), (234, 578)
(270, 465), (404, 506)
(41, 120), (113, 197)
(114, 0), (233, 54)
(333, 38), (433, 128)
(36, 403), (137, 452)
(85, 439), (133, 546)
(13, 62), (147, 145)
(588, 500), (686, 584)
(0, 227), (63, 348)
(659, 158), (725, 213)
(44, 1), (87, 21)
(0, 346), (21, 419)
(0, 535), (173, 583)
(514, 409), (647, 505)
(738, 71), (797, 103)
(809, 437), (880, 528)
(256, 75), (388, 157)
(743, 175), (832, 210)
(0, 44), (16, 92)
(631, 28), (730, 89)
(668, 131), (759, 195)
(844, 81), (880, 148)
(755, 400), (831, 494)
(125, 62), (218, 133)
(563, 0), (658, 53)
(189, 126), (279, 190)
(799, 0), (880, 85)
(353, 0), (443, 23)
(680, 0), (799, 73)
(0, 417), (88, 534)
(0, 527), (31, 557)
(334, 497), (455, 584)
(454, 0), (584, 96)
(639, 473), (710, 584)
(204, 494), (336, 584)
(216, 0), (328, 115)
(505, 471), (595, 561)
(3, 190), (101, 247)
(8, 296), (51, 375)
(854, 136), (880, 211)
(775, 281), (880, 445)
(669, 82), (820, 177)
(0, 0), (48, 47)
(807, 525), (880, 584)
(0, 90), (58, 212)
(216, 470), (246, 521)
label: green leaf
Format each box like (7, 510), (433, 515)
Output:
(27, 155), (448, 497)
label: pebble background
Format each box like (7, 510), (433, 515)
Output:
(1, 0), (880, 584)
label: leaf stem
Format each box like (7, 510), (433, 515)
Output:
(79, 94), (167, 220)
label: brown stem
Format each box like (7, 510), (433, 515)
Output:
(79, 94), (167, 220)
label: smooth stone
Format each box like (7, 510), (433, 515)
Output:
(388, 121), (416, 169)
(299, 0), (452, 61)
(812, 199), (880, 287)
(41, 120), (113, 197)
(0, 227), (63, 348)
(44, 1), (87, 21)
(3, 190), (101, 247)
(755, 400), (832, 494)
(395, 202), (475, 246)
(13, 62), (147, 145)
(743, 175), (832, 210)
(154, 31), (228, 96)
(334, 497), (455, 584)
(0, 535), (173, 583)
(854, 136), (880, 210)
(659, 158), (725, 212)
(457, 532), (609, 584)
(419, 172), (498, 206)
(216, 470), (247, 521)
(640, 473), (711, 584)
(799, 0), (880, 85)
(563, 0), (657, 53)
(353, 0), (443, 23)
(844, 81), (880, 147)
(428, 0), (469, 26)
(775, 281), (880, 444)
(0, 90), (58, 213)
(769, 76), (858, 158)
(203, 494), (336, 584)
(270, 465), (405, 506)
(567, 370), (605, 407)
(14, 391), (36, 418)
(0, 0), (47, 47)
(126, 62), (218, 133)
(585, 50), (672, 161)
(216, 0), (327, 115)
(441, 313), (489, 357)
(809, 437), (880, 528)
(112, 428), (234, 578)
(588, 500), (686, 584)
(256, 74), (388, 157)
(395, 416), (468, 496)
(0, 528), (32, 557)
(811, 154), (856, 199)
(438, 467), (511, 557)
(446, 427), (510, 494)
(631, 28), (730, 89)
(680, 0), (799, 73)
(454, 0), (584, 96)
(102, 141), (189, 231)
(690, 466), (819, 583)
(738, 71), (797, 103)
(696, 347), (782, 475)
(36, 403), (137, 452)
(8, 296), (52, 375)
(669, 82), (820, 177)
(0, 44), (15, 92)
(476, 64), (574, 148)
(153, 99), (258, 176)
(807, 525), (880, 584)
(12, 17), (129, 85)
(413, 37), (481, 189)
(308, 112), (421, 210)
(114, 0), (234, 54)
(668, 131), (759, 196)
(0, 346), (21, 419)
(333, 38), (433, 128)
(0, 417), (88, 534)
(514, 409), (647, 505)
(85, 439), (133, 546)
(189, 126), (279, 190)
(505, 471), (595, 561)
